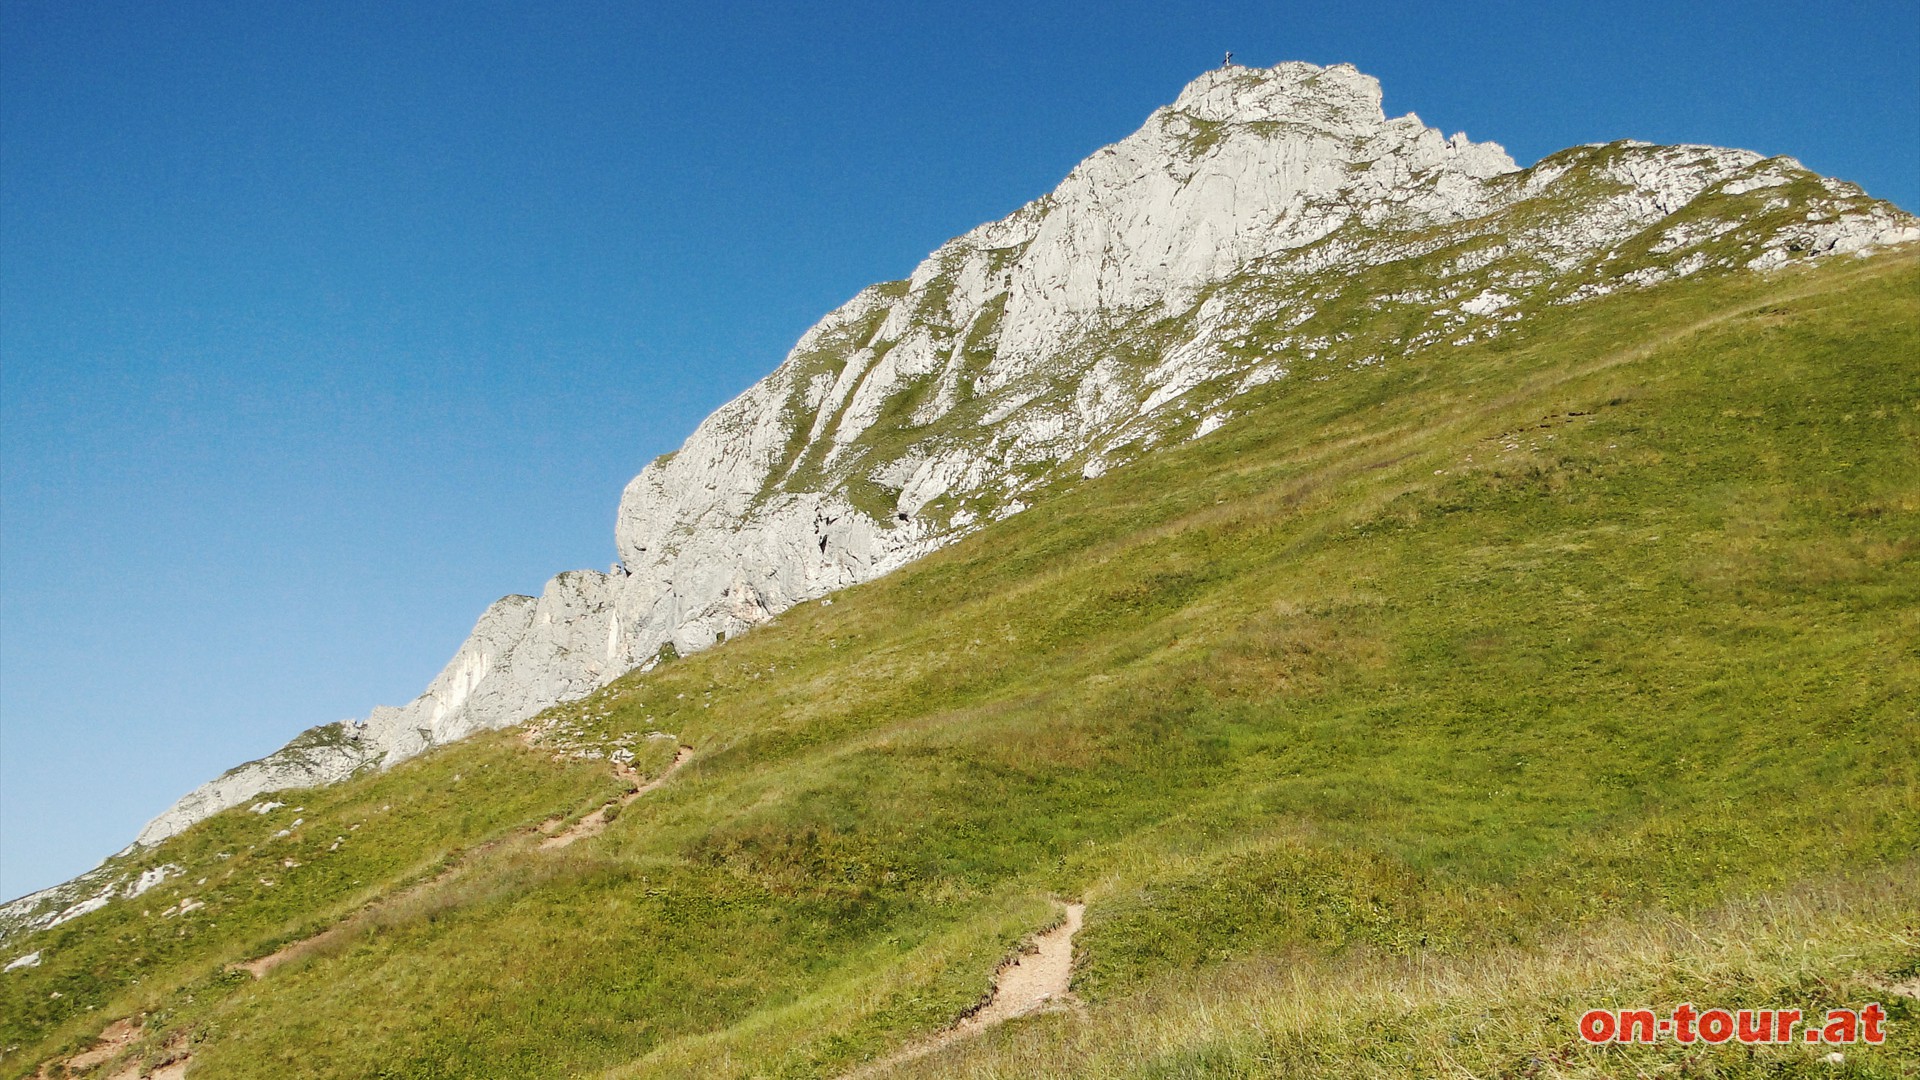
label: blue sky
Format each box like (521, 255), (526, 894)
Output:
(2, 0), (1915, 899)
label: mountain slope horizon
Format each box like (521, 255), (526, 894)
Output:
(81, 58), (1917, 866)
(3, 57), (1917, 1079)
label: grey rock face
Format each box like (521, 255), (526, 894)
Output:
(126, 60), (1918, 851)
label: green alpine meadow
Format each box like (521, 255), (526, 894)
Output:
(3, 60), (1917, 1079)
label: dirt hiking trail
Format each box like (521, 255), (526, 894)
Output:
(847, 901), (1084, 1077)
(32, 1019), (189, 1080)
(541, 745), (692, 850)
(236, 743), (692, 979)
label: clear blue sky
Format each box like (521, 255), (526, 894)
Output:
(2, 0), (1915, 900)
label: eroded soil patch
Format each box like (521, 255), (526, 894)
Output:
(848, 901), (1085, 1077)
(33, 1021), (189, 1080)
(540, 745), (692, 850)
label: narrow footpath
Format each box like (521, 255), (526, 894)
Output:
(847, 901), (1085, 1077)
(540, 745), (692, 850)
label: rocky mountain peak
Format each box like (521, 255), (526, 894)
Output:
(1169, 60), (1383, 127)
(97, 61), (1915, 860)
(1161, 61), (1514, 172)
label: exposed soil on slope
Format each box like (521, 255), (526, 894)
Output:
(540, 745), (692, 850)
(957, 901), (1084, 1030)
(56, 1018), (139, 1071)
(99, 1036), (189, 1080)
(32, 1021), (189, 1080)
(847, 901), (1085, 1077)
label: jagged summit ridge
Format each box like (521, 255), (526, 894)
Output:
(115, 59), (1916, 855)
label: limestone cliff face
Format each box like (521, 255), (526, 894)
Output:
(128, 60), (1917, 849)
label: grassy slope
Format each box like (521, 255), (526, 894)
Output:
(4, 249), (1916, 1078)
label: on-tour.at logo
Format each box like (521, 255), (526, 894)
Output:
(1579, 1003), (1888, 1046)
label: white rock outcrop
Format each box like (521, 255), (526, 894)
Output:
(124, 60), (1916, 851)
